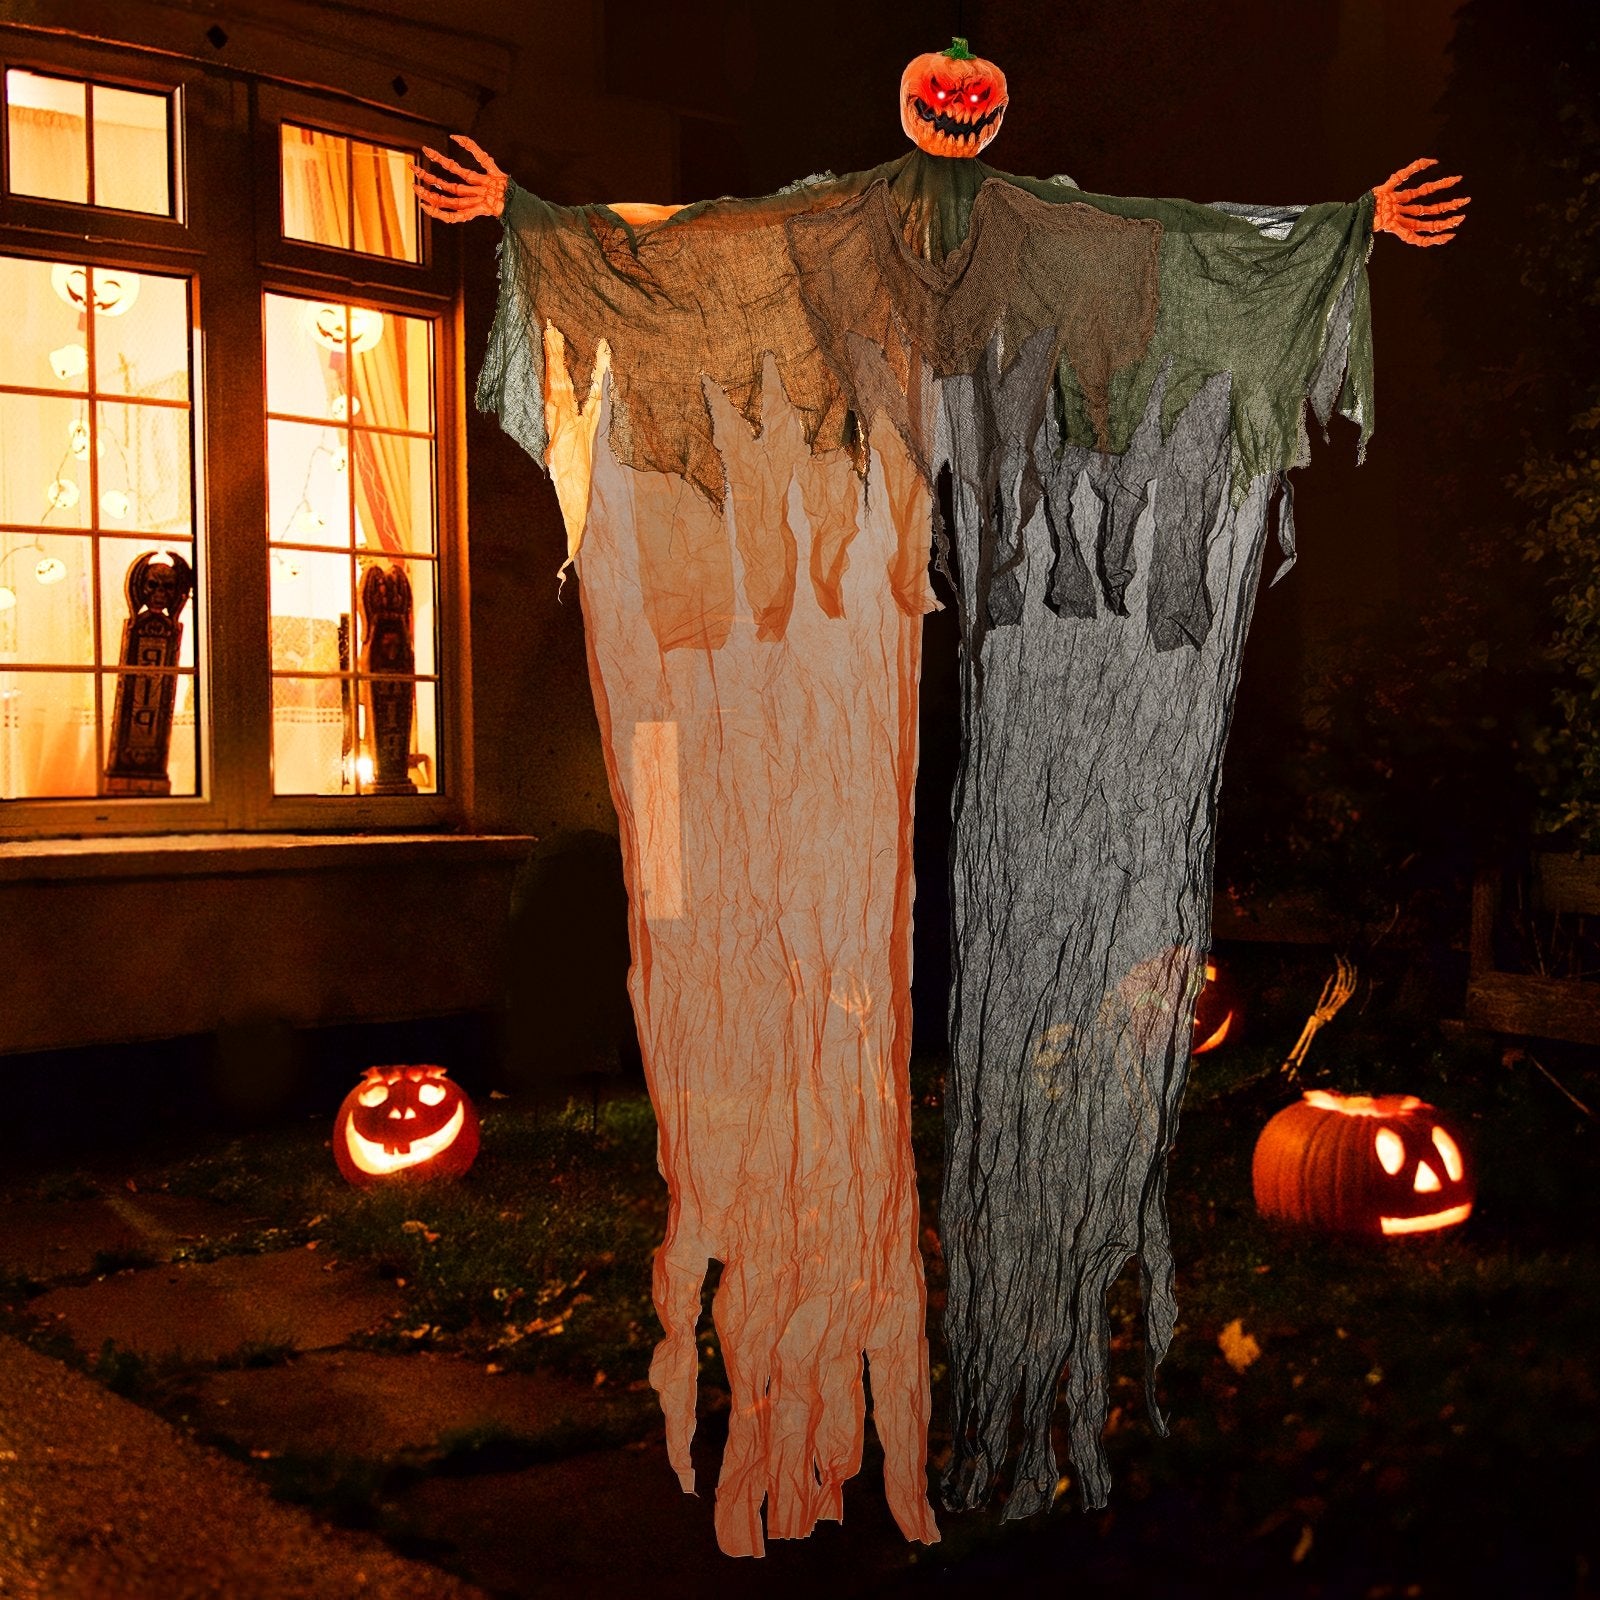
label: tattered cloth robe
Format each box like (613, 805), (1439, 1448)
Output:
(477, 149), (1374, 1555)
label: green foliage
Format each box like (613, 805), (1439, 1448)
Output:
(1518, 165), (1600, 845)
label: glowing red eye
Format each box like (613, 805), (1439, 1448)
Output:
(935, 90), (946, 99)
(969, 94), (979, 102)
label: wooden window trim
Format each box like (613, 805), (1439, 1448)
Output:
(0, 27), (472, 840)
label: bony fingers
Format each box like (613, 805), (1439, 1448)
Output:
(451, 134), (506, 177)
(424, 146), (479, 181)
(1394, 174), (1462, 200)
(1403, 195), (1471, 215)
(1386, 156), (1437, 186)
(1410, 215), (1465, 233)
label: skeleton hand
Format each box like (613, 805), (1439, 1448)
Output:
(1373, 158), (1470, 247)
(412, 135), (509, 223)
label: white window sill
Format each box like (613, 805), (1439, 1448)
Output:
(0, 832), (535, 885)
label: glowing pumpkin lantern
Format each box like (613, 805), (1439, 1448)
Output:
(1190, 958), (1238, 1056)
(899, 38), (1008, 158)
(334, 1065), (480, 1187)
(1252, 1090), (1474, 1237)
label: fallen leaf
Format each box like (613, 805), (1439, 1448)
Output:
(1218, 1318), (1262, 1373)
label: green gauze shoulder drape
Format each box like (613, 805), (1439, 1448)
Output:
(476, 149), (1374, 1551)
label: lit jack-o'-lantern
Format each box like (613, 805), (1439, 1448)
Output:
(1190, 959), (1238, 1055)
(900, 38), (1008, 158)
(333, 1065), (480, 1187)
(1253, 1090), (1474, 1237)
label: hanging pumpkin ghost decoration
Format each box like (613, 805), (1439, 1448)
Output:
(1252, 1090), (1474, 1237)
(1190, 958), (1238, 1055)
(900, 37), (1008, 158)
(334, 1065), (480, 1187)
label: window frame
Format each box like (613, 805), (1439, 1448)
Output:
(0, 30), (470, 838)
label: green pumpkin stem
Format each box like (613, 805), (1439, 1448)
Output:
(943, 37), (976, 60)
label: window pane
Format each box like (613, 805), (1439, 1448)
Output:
(95, 269), (187, 398)
(0, 257), (89, 391)
(351, 140), (419, 262)
(102, 671), (198, 796)
(267, 418), (353, 547)
(270, 548), (352, 674)
(1, 251), (199, 808)
(263, 293), (345, 422)
(99, 538), (196, 669)
(395, 678), (437, 794)
(367, 555), (436, 677)
(90, 85), (170, 215)
(266, 285), (438, 798)
(351, 308), (430, 431)
(0, 671), (97, 798)
(281, 124), (350, 250)
(5, 71), (87, 203)
(0, 393), (89, 527)
(96, 401), (192, 534)
(0, 532), (93, 664)
(354, 432), (433, 555)
(272, 675), (350, 795)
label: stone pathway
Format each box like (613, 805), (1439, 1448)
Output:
(181, 1349), (656, 1460)
(30, 1247), (402, 1364)
(0, 1333), (483, 1600)
(0, 1184), (947, 1596)
(0, 1193), (252, 1281)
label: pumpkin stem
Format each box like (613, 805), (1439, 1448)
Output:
(943, 36), (976, 60)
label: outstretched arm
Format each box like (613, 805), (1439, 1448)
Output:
(1372, 157), (1469, 247)
(413, 135), (508, 223)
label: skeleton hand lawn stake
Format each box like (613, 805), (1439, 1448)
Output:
(1284, 956), (1360, 1082)
(418, 44), (1468, 1554)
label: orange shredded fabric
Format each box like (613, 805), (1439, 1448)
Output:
(549, 345), (939, 1556)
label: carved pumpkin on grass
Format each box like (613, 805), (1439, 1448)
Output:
(1253, 1090), (1474, 1237)
(1190, 958), (1238, 1056)
(334, 1065), (480, 1187)
(900, 38), (1008, 158)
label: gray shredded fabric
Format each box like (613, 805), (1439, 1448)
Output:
(937, 368), (1277, 1519)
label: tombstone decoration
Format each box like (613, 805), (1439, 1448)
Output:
(104, 550), (194, 795)
(417, 39), (1468, 1558)
(359, 561), (417, 795)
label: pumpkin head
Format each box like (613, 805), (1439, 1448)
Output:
(334, 1065), (480, 1187)
(900, 38), (1008, 158)
(1253, 1090), (1474, 1237)
(1191, 959), (1238, 1056)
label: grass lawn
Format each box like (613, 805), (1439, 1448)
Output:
(10, 995), (1597, 1596)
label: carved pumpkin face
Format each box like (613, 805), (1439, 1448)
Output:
(900, 38), (1008, 158)
(1191, 960), (1237, 1055)
(334, 1065), (480, 1187)
(1253, 1091), (1475, 1237)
